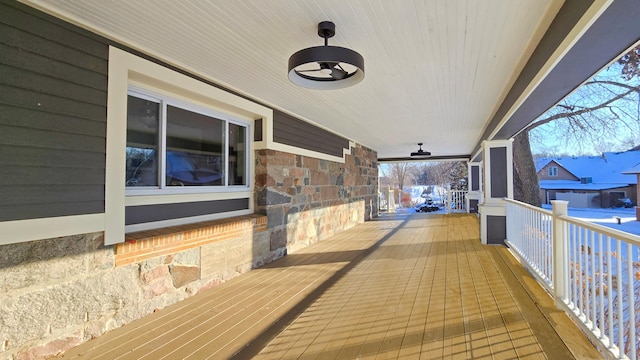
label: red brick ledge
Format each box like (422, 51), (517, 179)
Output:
(115, 214), (267, 267)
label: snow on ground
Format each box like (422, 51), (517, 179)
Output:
(541, 204), (640, 236)
(394, 203), (640, 237)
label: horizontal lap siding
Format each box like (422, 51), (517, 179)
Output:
(0, 0), (108, 221)
(273, 111), (350, 158)
(0, 0), (353, 227)
(125, 199), (251, 225)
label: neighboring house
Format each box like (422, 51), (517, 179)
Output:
(535, 150), (640, 208)
(622, 163), (640, 220)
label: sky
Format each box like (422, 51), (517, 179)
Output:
(528, 63), (640, 156)
(379, 53), (640, 177)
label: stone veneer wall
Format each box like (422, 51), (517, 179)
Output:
(0, 144), (378, 359)
(255, 144), (378, 257)
(0, 216), (268, 360)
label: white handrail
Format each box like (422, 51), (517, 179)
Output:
(559, 214), (640, 246)
(505, 198), (639, 360)
(504, 199), (553, 291)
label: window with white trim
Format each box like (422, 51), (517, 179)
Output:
(125, 89), (249, 192)
(103, 47), (270, 244)
(547, 166), (558, 176)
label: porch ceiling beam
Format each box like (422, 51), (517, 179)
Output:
(378, 154), (471, 163)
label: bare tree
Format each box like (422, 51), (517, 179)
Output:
(414, 162), (432, 185)
(619, 45), (640, 81)
(415, 161), (467, 198)
(528, 80), (640, 153)
(380, 162), (416, 207)
(513, 46), (640, 206)
(513, 131), (542, 206)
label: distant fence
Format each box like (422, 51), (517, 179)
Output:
(446, 190), (467, 213)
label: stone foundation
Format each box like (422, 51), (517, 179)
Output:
(0, 216), (269, 360)
(0, 144), (378, 359)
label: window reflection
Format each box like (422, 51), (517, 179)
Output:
(166, 105), (224, 186)
(125, 93), (249, 190)
(126, 96), (159, 186)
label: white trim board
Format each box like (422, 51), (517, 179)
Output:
(0, 214), (105, 246)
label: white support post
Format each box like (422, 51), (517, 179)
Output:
(477, 140), (513, 244)
(466, 161), (482, 214)
(552, 200), (569, 304)
(446, 184), (452, 214)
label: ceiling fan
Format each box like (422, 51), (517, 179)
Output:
(288, 21), (365, 89)
(411, 143), (431, 157)
(297, 61), (348, 80)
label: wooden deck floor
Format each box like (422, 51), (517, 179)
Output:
(57, 213), (602, 360)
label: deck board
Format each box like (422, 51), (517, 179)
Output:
(56, 214), (602, 360)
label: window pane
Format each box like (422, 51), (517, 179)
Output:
(228, 123), (247, 185)
(166, 105), (224, 186)
(126, 95), (159, 186)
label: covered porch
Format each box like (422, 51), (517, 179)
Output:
(56, 213), (600, 359)
(2, 1), (640, 358)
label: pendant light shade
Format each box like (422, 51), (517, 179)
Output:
(288, 21), (364, 90)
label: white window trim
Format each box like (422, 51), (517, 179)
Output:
(106, 46), (272, 245)
(0, 214), (105, 246)
(548, 166), (558, 176)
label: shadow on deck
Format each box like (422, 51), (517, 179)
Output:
(57, 213), (602, 359)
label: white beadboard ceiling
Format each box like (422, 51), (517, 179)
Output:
(22, 0), (583, 159)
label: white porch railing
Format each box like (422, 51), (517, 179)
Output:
(505, 199), (640, 360)
(505, 200), (554, 291)
(446, 189), (467, 213)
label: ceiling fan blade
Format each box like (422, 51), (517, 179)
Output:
(320, 61), (339, 68)
(330, 65), (347, 79)
(411, 151), (431, 156)
(320, 62), (347, 79)
(297, 69), (323, 73)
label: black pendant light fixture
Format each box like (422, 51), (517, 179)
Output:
(411, 143), (431, 157)
(288, 21), (364, 90)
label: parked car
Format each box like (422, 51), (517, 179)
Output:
(614, 197), (634, 208)
(415, 197), (440, 212)
(127, 151), (222, 186)
(166, 151), (222, 186)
